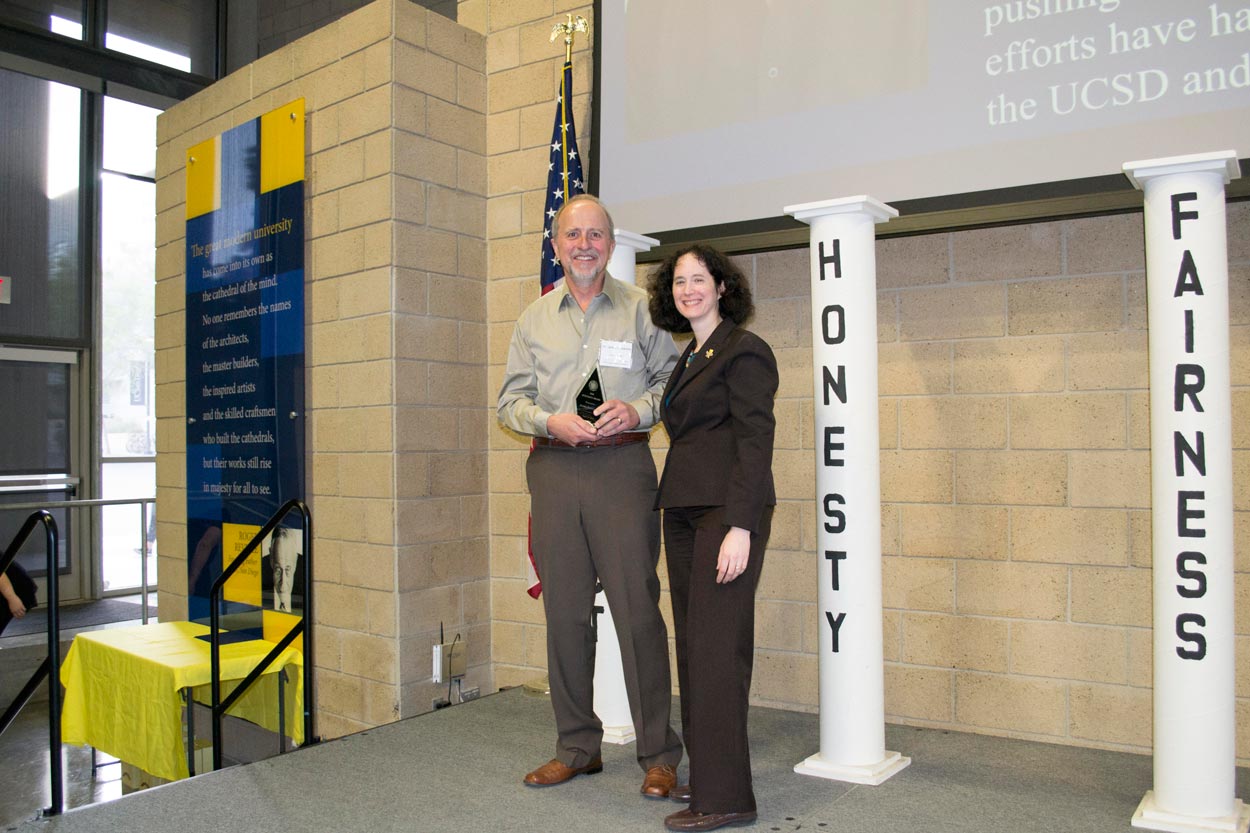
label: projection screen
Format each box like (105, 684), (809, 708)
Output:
(595, 0), (1250, 238)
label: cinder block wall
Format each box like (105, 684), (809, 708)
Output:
(739, 211), (1249, 762)
(256, 0), (459, 58)
(155, 0), (488, 738)
(475, 0), (1249, 761)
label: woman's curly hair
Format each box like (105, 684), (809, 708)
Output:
(647, 243), (755, 333)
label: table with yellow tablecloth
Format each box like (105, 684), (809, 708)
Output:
(60, 620), (303, 782)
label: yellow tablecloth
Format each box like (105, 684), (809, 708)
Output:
(60, 620), (303, 782)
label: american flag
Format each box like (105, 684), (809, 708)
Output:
(527, 59), (586, 600)
(539, 60), (586, 295)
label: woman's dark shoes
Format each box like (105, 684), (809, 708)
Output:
(669, 783), (693, 802)
(664, 808), (757, 830)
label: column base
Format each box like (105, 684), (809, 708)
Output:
(601, 724), (636, 745)
(1132, 792), (1250, 833)
(794, 749), (910, 786)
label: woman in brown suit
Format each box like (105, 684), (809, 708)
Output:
(647, 244), (778, 832)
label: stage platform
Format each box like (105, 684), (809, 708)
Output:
(9, 686), (1249, 833)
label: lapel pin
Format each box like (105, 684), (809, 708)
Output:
(705, 349), (714, 359)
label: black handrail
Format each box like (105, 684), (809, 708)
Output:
(0, 510), (62, 816)
(207, 499), (315, 770)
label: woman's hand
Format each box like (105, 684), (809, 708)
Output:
(716, 526), (752, 584)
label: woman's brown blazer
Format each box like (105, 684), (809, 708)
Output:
(656, 318), (778, 531)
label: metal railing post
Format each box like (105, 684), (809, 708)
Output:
(208, 499), (314, 770)
(139, 501), (150, 624)
(0, 510), (62, 816)
(301, 511), (315, 747)
(43, 512), (62, 817)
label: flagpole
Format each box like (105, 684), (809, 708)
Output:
(552, 16), (587, 205)
(532, 15), (591, 590)
(546, 11), (634, 744)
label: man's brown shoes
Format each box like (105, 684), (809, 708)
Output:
(523, 757), (603, 787)
(663, 808), (758, 831)
(641, 764), (678, 798)
(523, 759), (683, 804)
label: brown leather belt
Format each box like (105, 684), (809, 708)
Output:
(533, 432), (649, 449)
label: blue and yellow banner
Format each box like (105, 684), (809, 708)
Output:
(184, 99), (306, 641)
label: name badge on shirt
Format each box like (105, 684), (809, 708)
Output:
(599, 339), (633, 369)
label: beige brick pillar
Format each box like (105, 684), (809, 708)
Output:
(155, 0), (488, 738)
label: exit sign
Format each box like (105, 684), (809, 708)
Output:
(0, 276), (10, 304)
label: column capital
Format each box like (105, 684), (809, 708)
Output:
(784, 196), (897, 225)
(1123, 150), (1240, 189)
(608, 229), (660, 286)
(612, 229), (661, 252)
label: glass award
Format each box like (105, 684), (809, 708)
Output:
(576, 367), (605, 422)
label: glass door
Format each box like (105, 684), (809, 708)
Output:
(0, 347), (87, 603)
(0, 66), (90, 604)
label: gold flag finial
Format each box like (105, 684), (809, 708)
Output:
(550, 14), (588, 63)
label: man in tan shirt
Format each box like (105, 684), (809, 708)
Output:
(498, 194), (683, 799)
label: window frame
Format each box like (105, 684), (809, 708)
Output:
(0, 0), (218, 598)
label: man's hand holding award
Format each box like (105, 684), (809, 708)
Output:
(546, 366), (641, 445)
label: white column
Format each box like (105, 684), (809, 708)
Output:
(592, 228), (659, 745)
(1124, 151), (1248, 833)
(785, 196), (910, 785)
(608, 229), (661, 286)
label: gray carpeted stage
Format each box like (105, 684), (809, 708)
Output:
(8, 686), (1248, 833)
